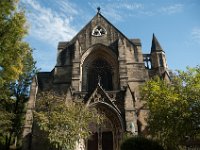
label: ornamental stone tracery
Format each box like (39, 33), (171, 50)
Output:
(92, 25), (107, 37)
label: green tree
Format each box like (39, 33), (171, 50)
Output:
(9, 49), (37, 148)
(34, 91), (102, 150)
(141, 66), (200, 149)
(0, 0), (30, 89)
(0, 0), (36, 149)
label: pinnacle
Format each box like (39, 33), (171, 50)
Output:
(151, 33), (163, 53)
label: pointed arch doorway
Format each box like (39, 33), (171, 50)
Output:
(86, 102), (124, 150)
(87, 117), (113, 150)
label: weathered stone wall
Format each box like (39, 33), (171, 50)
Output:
(22, 12), (170, 150)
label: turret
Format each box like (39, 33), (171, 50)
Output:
(150, 34), (167, 69)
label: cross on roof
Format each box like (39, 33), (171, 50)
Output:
(97, 7), (101, 13)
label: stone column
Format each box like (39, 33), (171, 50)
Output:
(22, 77), (38, 150)
(118, 38), (128, 89)
(71, 40), (81, 91)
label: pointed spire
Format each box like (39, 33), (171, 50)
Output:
(151, 33), (163, 53)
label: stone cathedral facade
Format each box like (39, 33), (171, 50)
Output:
(22, 11), (170, 150)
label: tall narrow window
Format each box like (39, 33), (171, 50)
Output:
(159, 53), (164, 67)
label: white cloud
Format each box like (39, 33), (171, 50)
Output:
(55, 1), (78, 16)
(103, 7), (123, 22)
(21, 1), (186, 47)
(88, 2), (184, 22)
(88, 2), (144, 22)
(120, 3), (144, 10)
(22, 0), (77, 47)
(88, 2), (122, 21)
(159, 4), (183, 15)
(191, 27), (200, 44)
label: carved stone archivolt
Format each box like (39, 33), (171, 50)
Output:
(85, 85), (124, 150)
(86, 103), (123, 150)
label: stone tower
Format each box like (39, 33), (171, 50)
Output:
(22, 11), (170, 150)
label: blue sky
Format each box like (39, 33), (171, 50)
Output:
(21, 0), (200, 71)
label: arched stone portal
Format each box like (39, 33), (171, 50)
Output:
(86, 100), (124, 150)
(80, 44), (123, 150)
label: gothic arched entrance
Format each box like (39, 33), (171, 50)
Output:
(87, 117), (113, 150)
(87, 101), (124, 150)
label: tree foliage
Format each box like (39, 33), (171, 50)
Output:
(141, 66), (200, 149)
(0, 0), (37, 149)
(0, 0), (30, 88)
(34, 91), (102, 150)
(9, 49), (37, 148)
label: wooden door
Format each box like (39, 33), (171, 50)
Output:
(88, 133), (98, 150)
(102, 131), (113, 150)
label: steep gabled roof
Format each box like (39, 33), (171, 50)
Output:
(151, 33), (163, 53)
(64, 12), (136, 49)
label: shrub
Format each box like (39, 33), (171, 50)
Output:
(120, 136), (164, 150)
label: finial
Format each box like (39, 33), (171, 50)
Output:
(97, 7), (101, 13)
(98, 75), (101, 86)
